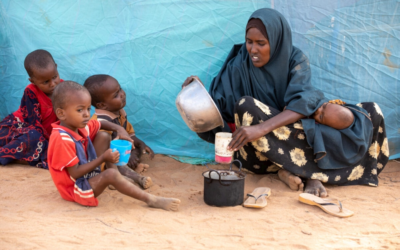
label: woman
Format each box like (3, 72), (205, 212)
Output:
(182, 8), (388, 197)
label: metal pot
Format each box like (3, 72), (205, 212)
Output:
(176, 78), (224, 133)
(202, 160), (246, 207)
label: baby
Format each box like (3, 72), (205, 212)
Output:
(48, 81), (180, 211)
(312, 100), (354, 130)
(83, 75), (154, 186)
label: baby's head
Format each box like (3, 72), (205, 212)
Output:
(52, 81), (92, 130)
(313, 102), (354, 130)
(83, 74), (126, 113)
(24, 49), (60, 97)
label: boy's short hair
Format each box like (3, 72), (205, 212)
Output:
(52, 81), (88, 110)
(83, 74), (110, 107)
(24, 49), (56, 77)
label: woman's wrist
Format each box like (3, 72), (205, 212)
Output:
(259, 121), (273, 135)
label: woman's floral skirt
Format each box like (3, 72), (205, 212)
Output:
(233, 97), (388, 186)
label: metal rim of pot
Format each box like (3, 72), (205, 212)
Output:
(203, 159), (246, 186)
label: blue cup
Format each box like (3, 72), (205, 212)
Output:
(110, 140), (132, 166)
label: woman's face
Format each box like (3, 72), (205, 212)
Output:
(246, 27), (270, 67)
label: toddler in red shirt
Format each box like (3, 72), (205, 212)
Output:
(48, 81), (180, 210)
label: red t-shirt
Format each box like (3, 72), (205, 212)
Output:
(48, 120), (101, 206)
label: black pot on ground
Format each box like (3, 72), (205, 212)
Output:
(202, 160), (246, 207)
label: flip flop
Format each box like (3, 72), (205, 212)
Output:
(243, 187), (271, 208)
(299, 193), (354, 218)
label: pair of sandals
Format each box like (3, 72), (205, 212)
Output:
(243, 187), (354, 218)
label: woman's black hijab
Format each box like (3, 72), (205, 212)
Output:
(209, 8), (326, 123)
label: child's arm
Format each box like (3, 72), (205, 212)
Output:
(99, 120), (134, 146)
(67, 149), (119, 179)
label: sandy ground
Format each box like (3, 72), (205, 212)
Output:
(1, 155), (400, 250)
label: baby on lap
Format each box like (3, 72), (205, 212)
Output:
(312, 100), (355, 130)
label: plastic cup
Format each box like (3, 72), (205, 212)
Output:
(215, 132), (233, 164)
(110, 140), (132, 166)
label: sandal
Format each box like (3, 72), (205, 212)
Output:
(299, 193), (354, 218)
(243, 187), (271, 208)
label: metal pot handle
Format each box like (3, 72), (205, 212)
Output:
(229, 159), (242, 172)
(207, 170), (230, 186)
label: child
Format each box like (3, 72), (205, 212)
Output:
(48, 81), (180, 211)
(0, 49), (62, 168)
(312, 100), (355, 129)
(83, 74), (154, 187)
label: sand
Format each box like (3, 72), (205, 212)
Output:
(1, 155), (400, 249)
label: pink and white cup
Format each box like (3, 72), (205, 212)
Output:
(215, 132), (234, 164)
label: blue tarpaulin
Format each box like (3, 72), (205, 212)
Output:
(0, 0), (399, 161)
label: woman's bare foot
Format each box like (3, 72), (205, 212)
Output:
(278, 169), (304, 191)
(305, 179), (328, 197)
(135, 163), (149, 174)
(139, 176), (153, 189)
(146, 194), (181, 211)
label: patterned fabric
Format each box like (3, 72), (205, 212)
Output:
(233, 97), (388, 186)
(0, 83), (59, 169)
(329, 99), (346, 105)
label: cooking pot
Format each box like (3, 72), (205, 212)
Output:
(176, 78), (224, 133)
(202, 160), (246, 207)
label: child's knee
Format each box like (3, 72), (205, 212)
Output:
(103, 168), (120, 180)
(95, 131), (111, 144)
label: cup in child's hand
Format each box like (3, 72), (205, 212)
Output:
(215, 132), (233, 164)
(110, 140), (132, 166)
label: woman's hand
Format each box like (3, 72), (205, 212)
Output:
(227, 124), (266, 151)
(182, 75), (203, 89)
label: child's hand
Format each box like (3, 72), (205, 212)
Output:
(127, 154), (140, 169)
(115, 128), (135, 148)
(103, 149), (120, 163)
(141, 145), (155, 160)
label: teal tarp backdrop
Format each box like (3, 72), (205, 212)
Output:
(0, 0), (399, 160)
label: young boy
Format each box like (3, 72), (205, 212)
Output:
(83, 75), (154, 186)
(48, 81), (180, 211)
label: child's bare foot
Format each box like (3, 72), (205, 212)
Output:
(305, 179), (328, 198)
(278, 169), (304, 191)
(117, 165), (153, 189)
(135, 163), (149, 174)
(139, 176), (153, 189)
(147, 194), (181, 211)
